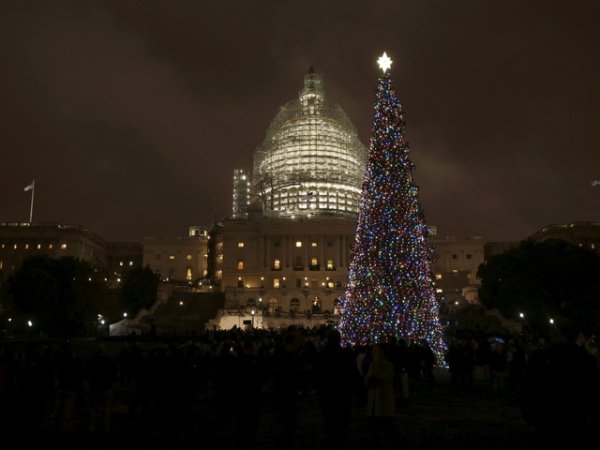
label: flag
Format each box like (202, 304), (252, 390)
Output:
(24, 180), (35, 192)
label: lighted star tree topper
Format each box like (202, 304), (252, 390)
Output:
(339, 52), (447, 364)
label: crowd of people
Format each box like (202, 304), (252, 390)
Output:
(0, 326), (436, 448)
(0, 324), (598, 448)
(446, 327), (600, 447)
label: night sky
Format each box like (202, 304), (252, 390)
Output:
(1, 0), (599, 242)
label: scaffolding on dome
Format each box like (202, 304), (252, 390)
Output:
(253, 68), (367, 218)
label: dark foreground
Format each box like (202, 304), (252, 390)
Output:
(11, 375), (536, 450)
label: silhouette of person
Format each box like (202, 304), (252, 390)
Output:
(364, 344), (396, 445)
(313, 329), (357, 449)
(55, 341), (83, 431)
(271, 326), (303, 446)
(520, 324), (600, 448)
(86, 344), (117, 433)
(233, 338), (264, 449)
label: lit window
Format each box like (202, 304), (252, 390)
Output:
(273, 278), (280, 288)
(119, 261), (124, 267)
(238, 242), (245, 248)
(169, 255), (175, 260)
(326, 259), (334, 270)
(0, 261), (2, 270)
(296, 241), (302, 248)
(129, 261), (133, 266)
(435, 274), (442, 280)
(435, 288), (443, 293)
(36, 244), (41, 250)
(311, 242), (318, 247)
(25, 244), (29, 250)
(327, 281), (335, 288)
(273, 259), (281, 270)
(60, 244), (67, 250)
(237, 259), (245, 270)
(48, 244), (53, 249)
(186, 268), (192, 281)
(186, 255), (192, 260)
(13, 244), (17, 249)
(0, 244), (4, 249)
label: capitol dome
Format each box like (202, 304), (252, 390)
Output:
(253, 67), (367, 218)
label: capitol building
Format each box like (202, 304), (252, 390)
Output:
(210, 68), (368, 329)
(0, 67), (495, 334)
(207, 67), (495, 330)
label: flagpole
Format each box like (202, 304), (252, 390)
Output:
(29, 180), (35, 223)
(23, 180), (36, 223)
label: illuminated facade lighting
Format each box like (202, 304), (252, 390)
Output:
(253, 67), (367, 218)
(232, 169), (251, 219)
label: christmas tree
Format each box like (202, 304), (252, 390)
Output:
(339, 53), (447, 364)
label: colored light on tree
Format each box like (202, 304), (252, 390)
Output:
(339, 53), (447, 365)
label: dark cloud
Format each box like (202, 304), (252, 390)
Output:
(1, 0), (599, 241)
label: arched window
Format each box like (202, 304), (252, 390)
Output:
(246, 298), (256, 313)
(312, 296), (322, 313)
(294, 256), (303, 270)
(289, 298), (300, 312)
(333, 298), (342, 314)
(268, 298), (279, 314)
(310, 257), (319, 271)
(237, 259), (244, 270)
(272, 259), (281, 270)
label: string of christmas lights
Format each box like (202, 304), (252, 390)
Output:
(339, 56), (447, 365)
